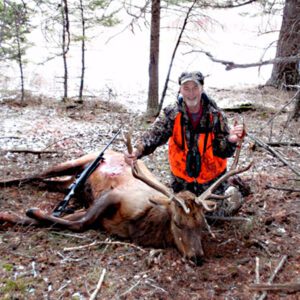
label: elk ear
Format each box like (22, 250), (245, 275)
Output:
(149, 195), (169, 206)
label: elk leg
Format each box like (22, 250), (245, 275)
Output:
(26, 191), (116, 232)
(0, 210), (89, 228)
(0, 152), (99, 187)
(0, 212), (39, 227)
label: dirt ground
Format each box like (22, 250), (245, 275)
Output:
(0, 86), (299, 300)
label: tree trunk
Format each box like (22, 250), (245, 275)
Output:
(16, 30), (24, 102)
(147, 0), (160, 117)
(0, 1), (7, 49)
(267, 0), (300, 88)
(61, 0), (70, 101)
(15, 11), (24, 101)
(78, 0), (85, 103)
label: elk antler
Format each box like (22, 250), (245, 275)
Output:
(195, 162), (252, 209)
(124, 130), (190, 214)
(123, 129), (133, 155)
(195, 123), (252, 210)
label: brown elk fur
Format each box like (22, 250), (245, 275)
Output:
(0, 150), (206, 261)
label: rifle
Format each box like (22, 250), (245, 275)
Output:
(52, 128), (122, 217)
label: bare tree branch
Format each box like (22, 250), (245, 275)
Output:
(256, 255), (287, 300)
(266, 185), (300, 193)
(89, 268), (106, 300)
(194, 0), (259, 9)
(266, 90), (300, 126)
(266, 142), (300, 147)
(185, 50), (300, 71)
(1, 149), (58, 154)
(106, 1), (150, 44)
(248, 133), (300, 177)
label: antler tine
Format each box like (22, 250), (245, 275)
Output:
(123, 129), (133, 155)
(196, 125), (252, 211)
(170, 196), (191, 214)
(230, 120), (246, 171)
(195, 162), (253, 207)
(208, 194), (231, 200)
(199, 199), (218, 212)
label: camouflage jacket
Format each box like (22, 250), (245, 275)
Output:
(136, 93), (237, 195)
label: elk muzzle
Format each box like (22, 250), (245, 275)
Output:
(170, 192), (206, 264)
(172, 223), (205, 265)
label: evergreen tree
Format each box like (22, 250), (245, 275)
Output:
(0, 0), (32, 101)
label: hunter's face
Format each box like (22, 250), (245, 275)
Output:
(180, 81), (203, 111)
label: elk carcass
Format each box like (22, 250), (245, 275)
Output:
(0, 150), (251, 263)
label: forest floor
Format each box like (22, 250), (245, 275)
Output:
(0, 86), (299, 300)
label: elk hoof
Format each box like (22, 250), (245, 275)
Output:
(26, 207), (41, 220)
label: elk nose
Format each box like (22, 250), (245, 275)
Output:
(191, 255), (205, 266)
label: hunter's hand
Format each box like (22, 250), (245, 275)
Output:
(124, 149), (140, 165)
(228, 124), (244, 143)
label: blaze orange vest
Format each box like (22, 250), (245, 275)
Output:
(169, 112), (227, 184)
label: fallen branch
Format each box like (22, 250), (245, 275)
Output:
(255, 257), (260, 284)
(185, 50), (300, 71)
(266, 142), (300, 147)
(249, 239), (273, 257)
(89, 268), (106, 300)
(63, 240), (147, 253)
(248, 133), (300, 177)
(266, 184), (300, 193)
(51, 231), (92, 239)
(118, 279), (141, 298)
(205, 215), (251, 222)
(1, 149), (58, 155)
(32, 261), (38, 278)
(223, 105), (255, 112)
(145, 278), (168, 293)
(255, 255), (288, 300)
(250, 282), (300, 293)
(253, 257), (260, 300)
(266, 90), (300, 128)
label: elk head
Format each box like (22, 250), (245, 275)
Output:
(131, 160), (209, 264)
(168, 190), (207, 264)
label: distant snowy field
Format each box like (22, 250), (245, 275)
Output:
(1, 3), (281, 112)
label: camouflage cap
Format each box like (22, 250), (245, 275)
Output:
(178, 71), (204, 85)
